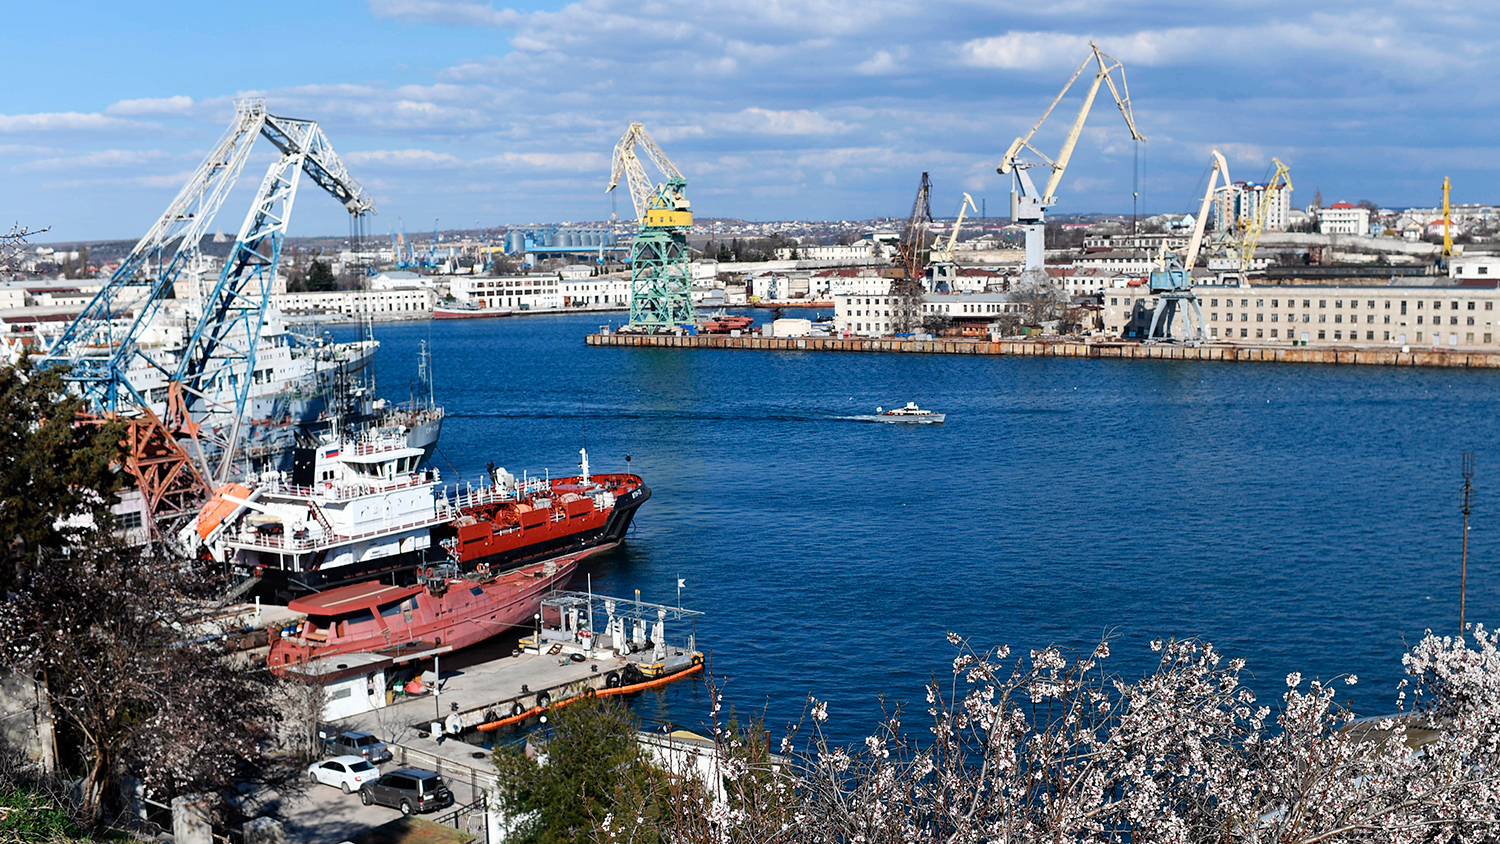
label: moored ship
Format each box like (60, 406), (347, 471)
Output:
(266, 552), (585, 669)
(187, 427), (649, 600)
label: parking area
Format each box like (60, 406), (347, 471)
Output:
(278, 761), (485, 844)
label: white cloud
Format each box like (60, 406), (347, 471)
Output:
(105, 95), (194, 116)
(722, 108), (852, 136)
(344, 149), (468, 167)
(366, 0), (521, 26)
(27, 149), (171, 171)
(0, 112), (139, 133)
(478, 151), (606, 171)
(856, 49), (904, 76)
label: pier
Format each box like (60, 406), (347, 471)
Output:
(586, 332), (1500, 369)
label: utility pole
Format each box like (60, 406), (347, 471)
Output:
(1461, 452), (1474, 638)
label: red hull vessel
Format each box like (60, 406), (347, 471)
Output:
(267, 551), (584, 669)
(435, 471), (649, 571)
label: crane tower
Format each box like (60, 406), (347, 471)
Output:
(997, 41), (1143, 280)
(607, 123), (694, 331)
(891, 173), (933, 333)
(45, 99), (375, 507)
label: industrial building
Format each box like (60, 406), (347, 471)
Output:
(1105, 281), (1500, 348)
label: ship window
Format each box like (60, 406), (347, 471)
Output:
(470, 587), (484, 596)
(379, 602), (402, 618)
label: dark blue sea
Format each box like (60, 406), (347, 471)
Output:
(339, 310), (1500, 744)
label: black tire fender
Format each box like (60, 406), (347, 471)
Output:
(604, 671), (622, 689)
(536, 691), (551, 709)
(510, 702), (525, 718)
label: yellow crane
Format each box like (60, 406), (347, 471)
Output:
(997, 41), (1144, 276)
(1441, 176), (1454, 268)
(1239, 158), (1292, 271)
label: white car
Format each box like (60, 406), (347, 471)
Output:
(306, 755), (380, 794)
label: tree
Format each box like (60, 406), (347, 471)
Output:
(1313, 188), (1324, 209)
(0, 533), (291, 824)
(494, 696), (666, 844)
(604, 633), (1500, 843)
(305, 260), (336, 292)
(0, 356), (123, 596)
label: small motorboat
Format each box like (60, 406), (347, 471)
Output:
(847, 402), (945, 424)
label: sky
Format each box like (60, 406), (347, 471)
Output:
(5, 0), (1500, 242)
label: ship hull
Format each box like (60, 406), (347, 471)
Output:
(267, 552), (584, 669)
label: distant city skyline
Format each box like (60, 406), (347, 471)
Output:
(6, 1), (1498, 242)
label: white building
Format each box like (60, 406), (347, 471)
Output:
(450, 274), (562, 311)
(274, 287), (435, 318)
(773, 242), (879, 261)
(1451, 256), (1499, 281)
(561, 276), (632, 308)
(1319, 203), (1372, 235)
(833, 292), (898, 336)
(1216, 182), (1292, 232)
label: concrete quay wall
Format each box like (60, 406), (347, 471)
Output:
(585, 332), (1500, 369)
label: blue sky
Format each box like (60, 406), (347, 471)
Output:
(6, 1), (1499, 241)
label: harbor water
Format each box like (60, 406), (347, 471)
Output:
(344, 310), (1500, 744)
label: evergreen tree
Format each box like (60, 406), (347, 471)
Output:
(306, 259), (337, 291)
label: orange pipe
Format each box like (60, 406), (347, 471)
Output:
(476, 663), (703, 731)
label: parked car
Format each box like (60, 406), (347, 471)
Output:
(317, 728), (393, 764)
(306, 755), (380, 794)
(359, 768), (453, 815)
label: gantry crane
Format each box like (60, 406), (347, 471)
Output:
(46, 98), (375, 503)
(997, 41), (1144, 279)
(891, 173), (933, 333)
(1146, 149), (1230, 342)
(607, 123), (694, 331)
(1239, 158), (1292, 271)
(928, 192), (978, 291)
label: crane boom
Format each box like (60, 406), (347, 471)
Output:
(995, 42), (1144, 275)
(1238, 158), (1291, 271)
(1441, 177), (1454, 266)
(934, 193), (979, 263)
(1183, 150), (1232, 270)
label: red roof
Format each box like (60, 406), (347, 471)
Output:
(1328, 202), (1356, 209)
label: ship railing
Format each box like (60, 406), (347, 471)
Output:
(262, 472), (436, 502)
(226, 513), (447, 552)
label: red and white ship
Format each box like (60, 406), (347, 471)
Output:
(266, 552), (585, 669)
(187, 427), (649, 600)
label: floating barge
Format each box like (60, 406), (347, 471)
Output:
(586, 332), (1500, 369)
(313, 589), (705, 738)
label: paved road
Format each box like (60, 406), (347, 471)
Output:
(277, 766), (484, 844)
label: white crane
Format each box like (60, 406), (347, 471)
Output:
(997, 42), (1144, 276)
(928, 193), (978, 291)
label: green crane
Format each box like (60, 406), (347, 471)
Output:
(607, 123), (695, 331)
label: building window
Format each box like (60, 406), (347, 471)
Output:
(1467, 332), (1475, 342)
(1240, 328), (1248, 338)
(1335, 300), (1343, 308)
(1481, 267), (1490, 275)
(1256, 299), (1264, 307)
(1417, 300), (1423, 310)
(1257, 313), (1264, 322)
(1417, 316), (1424, 324)
(1210, 327), (1218, 337)
(1303, 314), (1310, 322)
(1271, 313), (1279, 322)
(1210, 298), (1218, 306)
(1367, 300), (1375, 309)
(1319, 314), (1327, 323)
(1319, 300), (1327, 308)
(1334, 331), (1342, 340)
(1211, 312), (1218, 321)
(1111, 298), (1118, 305)
(119, 511), (143, 531)
(1402, 301), (1408, 314)
(1303, 300), (1311, 308)
(1271, 329), (1279, 338)
(1335, 314), (1343, 323)
(1241, 299), (1249, 307)
(1417, 332), (1424, 342)
(1271, 299), (1279, 307)
(1318, 330), (1326, 339)
(1487, 333), (1493, 343)
(1366, 331), (1374, 340)
(1469, 301), (1477, 310)
(1385, 300), (1391, 309)
(1469, 317), (1476, 325)
(1383, 331), (1390, 340)
(1452, 301), (1460, 310)
(1451, 316), (1459, 325)
(1242, 313), (1249, 322)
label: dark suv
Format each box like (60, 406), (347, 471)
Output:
(319, 728), (393, 764)
(360, 768), (453, 815)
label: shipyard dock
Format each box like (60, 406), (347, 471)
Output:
(587, 332), (1500, 369)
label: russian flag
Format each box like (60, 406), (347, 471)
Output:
(324, 447), (339, 459)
